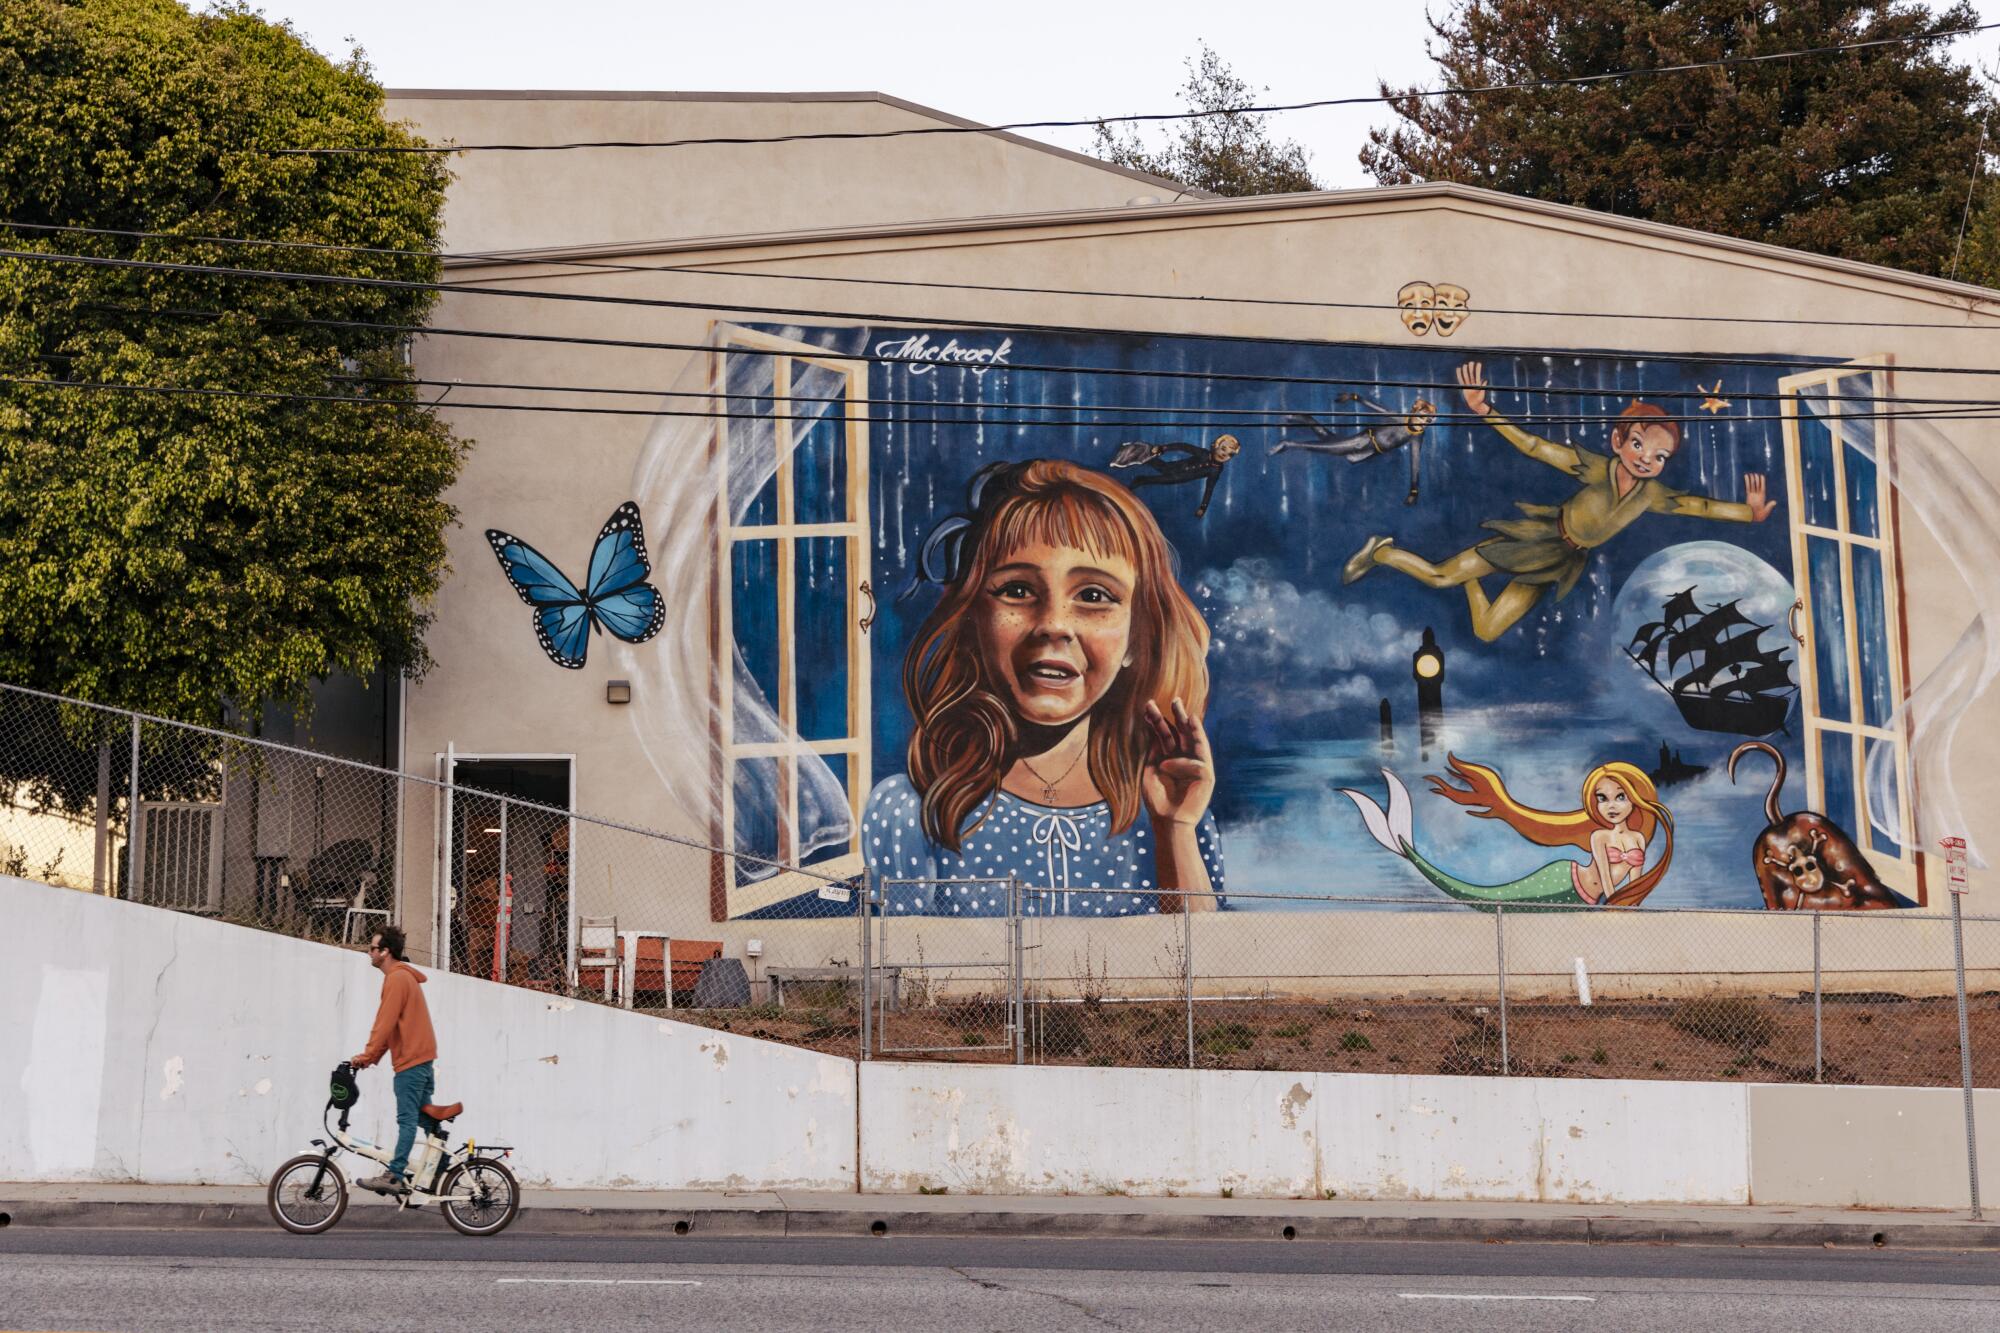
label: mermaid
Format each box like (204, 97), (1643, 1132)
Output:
(1341, 755), (1674, 908)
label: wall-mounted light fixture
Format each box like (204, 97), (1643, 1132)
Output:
(605, 679), (632, 705)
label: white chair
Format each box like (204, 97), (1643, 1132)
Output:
(340, 873), (390, 944)
(575, 915), (620, 1001)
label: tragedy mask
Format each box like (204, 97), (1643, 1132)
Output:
(1396, 281), (1436, 336)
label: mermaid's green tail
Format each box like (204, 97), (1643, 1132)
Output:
(1401, 842), (1591, 911)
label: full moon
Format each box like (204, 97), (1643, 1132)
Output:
(1611, 541), (1797, 648)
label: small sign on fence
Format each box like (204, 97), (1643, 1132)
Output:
(1942, 836), (1970, 896)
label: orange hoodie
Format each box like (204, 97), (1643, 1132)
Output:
(359, 961), (438, 1072)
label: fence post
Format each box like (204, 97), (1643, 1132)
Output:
(1952, 888), (1983, 1220)
(495, 797), (510, 984)
(392, 759), (408, 929)
(1011, 876), (1025, 1066)
(857, 869), (873, 1062)
(1812, 911), (1824, 1084)
(1494, 903), (1510, 1076)
(127, 713), (143, 902)
(92, 741), (112, 895)
(1183, 895), (1195, 1071)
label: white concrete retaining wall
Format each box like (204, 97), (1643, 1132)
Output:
(5, 877), (1986, 1208)
(0, 878), (855, 1190)
(859, 1063), (1751, 1204)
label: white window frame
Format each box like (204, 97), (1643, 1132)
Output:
(711, 325), (873, 918)
(1777, 358), (1919, 896)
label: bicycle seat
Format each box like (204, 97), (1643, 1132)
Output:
(422, 1101), (463, 1122)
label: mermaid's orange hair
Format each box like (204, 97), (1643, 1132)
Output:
(1426, 755), (1674, 906)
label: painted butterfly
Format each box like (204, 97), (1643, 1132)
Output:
(485, 501), (667, 669)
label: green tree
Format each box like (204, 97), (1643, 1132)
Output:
(0, 0), (463, 737)
(1092, 43), (1322, 197)
(1362, 0), (2000, 284)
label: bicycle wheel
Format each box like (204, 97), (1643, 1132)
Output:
(267, 1154), (348, 1234)
(439, 1157), (519, 1236)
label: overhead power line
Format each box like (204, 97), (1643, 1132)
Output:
(8, 374), (1996, 431)
(18, 245), (2000, 383)
(58, 298), (1999, 411)
(75, 296), (2000, 403)
(266, 22), (2000, 155)
(10, 219), (2000, 331)
(324, 369), (1999, 413)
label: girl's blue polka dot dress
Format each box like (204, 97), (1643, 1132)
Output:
(859, 774), (1225, 916)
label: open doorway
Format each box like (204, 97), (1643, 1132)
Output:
(446, 756), (572, 985)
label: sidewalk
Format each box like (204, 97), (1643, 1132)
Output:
(6, 1182), (1998, 1248)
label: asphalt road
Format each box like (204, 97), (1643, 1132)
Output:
(5, 1228), (2000, 1331)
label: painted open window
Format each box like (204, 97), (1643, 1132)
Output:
(710, 326), (872, 917)
(1778, 361), (1919, 897)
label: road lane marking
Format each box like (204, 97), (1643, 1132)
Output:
(1400, 1293), (1596, 1303)
(497, 1278), (702, 1286)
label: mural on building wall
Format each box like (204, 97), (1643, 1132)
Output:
(612, 321), (1929, 919)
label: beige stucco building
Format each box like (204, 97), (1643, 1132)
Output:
(317, 90), (2000, 988)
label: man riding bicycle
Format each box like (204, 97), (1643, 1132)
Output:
(350, 925), (439, 1195)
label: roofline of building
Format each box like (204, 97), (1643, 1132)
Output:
(383, 87), (1207, 202)
(439, 178), (2000, 309)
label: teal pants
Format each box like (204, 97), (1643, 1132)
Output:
(389, 1061), (436, 1179)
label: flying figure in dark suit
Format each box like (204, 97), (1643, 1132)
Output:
(1271, 393), (1437, 505)
(1109, 433), (1240, 518)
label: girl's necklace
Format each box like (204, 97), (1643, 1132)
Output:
(1019, 745), (1086, 804)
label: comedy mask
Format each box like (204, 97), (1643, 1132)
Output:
(1430, 284), (1470, 337)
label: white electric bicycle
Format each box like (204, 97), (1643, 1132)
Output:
(266, 1062), (520, 1236)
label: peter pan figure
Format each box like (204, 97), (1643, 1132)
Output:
(1343, 361), (1776, 642)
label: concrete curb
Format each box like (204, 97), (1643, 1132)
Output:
(7, 1197), (1999, 1249)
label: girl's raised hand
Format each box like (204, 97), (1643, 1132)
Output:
(1141, 697), (1215, 827)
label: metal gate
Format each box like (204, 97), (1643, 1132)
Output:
(136, 801), (224, 912)
(869, 877), (1021, 1059)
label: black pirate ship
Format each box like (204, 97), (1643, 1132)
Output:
(1626, 587), (1797, 737)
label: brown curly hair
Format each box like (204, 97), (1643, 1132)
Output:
(903, 460), (1210, 851)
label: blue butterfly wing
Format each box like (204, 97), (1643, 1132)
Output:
(593, 584), (665, 643)
(582, 502), (666, 646)
(584, 502), (651, 601)
(486, 528), (592, 669)
(534, 603), (594, 670)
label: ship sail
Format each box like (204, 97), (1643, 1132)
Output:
(1714, 660), (1794, 700)
(1627, 619), (1672, 672)
(1666, 601), (1754, 669)
(1660, 587), (1702, 624)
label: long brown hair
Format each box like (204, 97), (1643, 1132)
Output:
(904, 460), (1209, 851)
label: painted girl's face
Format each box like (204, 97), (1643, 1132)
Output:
(1611, 422), (1678, 479)
(975, 540), (1135, 728)
(1592, 778), (1633, 826)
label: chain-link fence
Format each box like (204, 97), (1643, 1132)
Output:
(850, 882), (2000, 1093)
(0, 681), (864, 1050)
(4, 679), (1995, 1097)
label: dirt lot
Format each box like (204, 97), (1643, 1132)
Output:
(660, 990), (2000, 1087)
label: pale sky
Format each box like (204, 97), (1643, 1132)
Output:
(242, 1), (2000, 191)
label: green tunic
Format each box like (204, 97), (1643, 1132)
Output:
(1474, 412), (1757, 600)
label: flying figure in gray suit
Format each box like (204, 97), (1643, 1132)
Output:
(1271, 393), (1437, 505)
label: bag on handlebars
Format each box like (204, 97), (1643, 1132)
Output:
(329, 1062), (360, 1111)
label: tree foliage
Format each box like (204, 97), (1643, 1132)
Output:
(0, 0), (463, 730)
(1092, 43), (1322, 198)
(1363, 0), (2000, 285)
